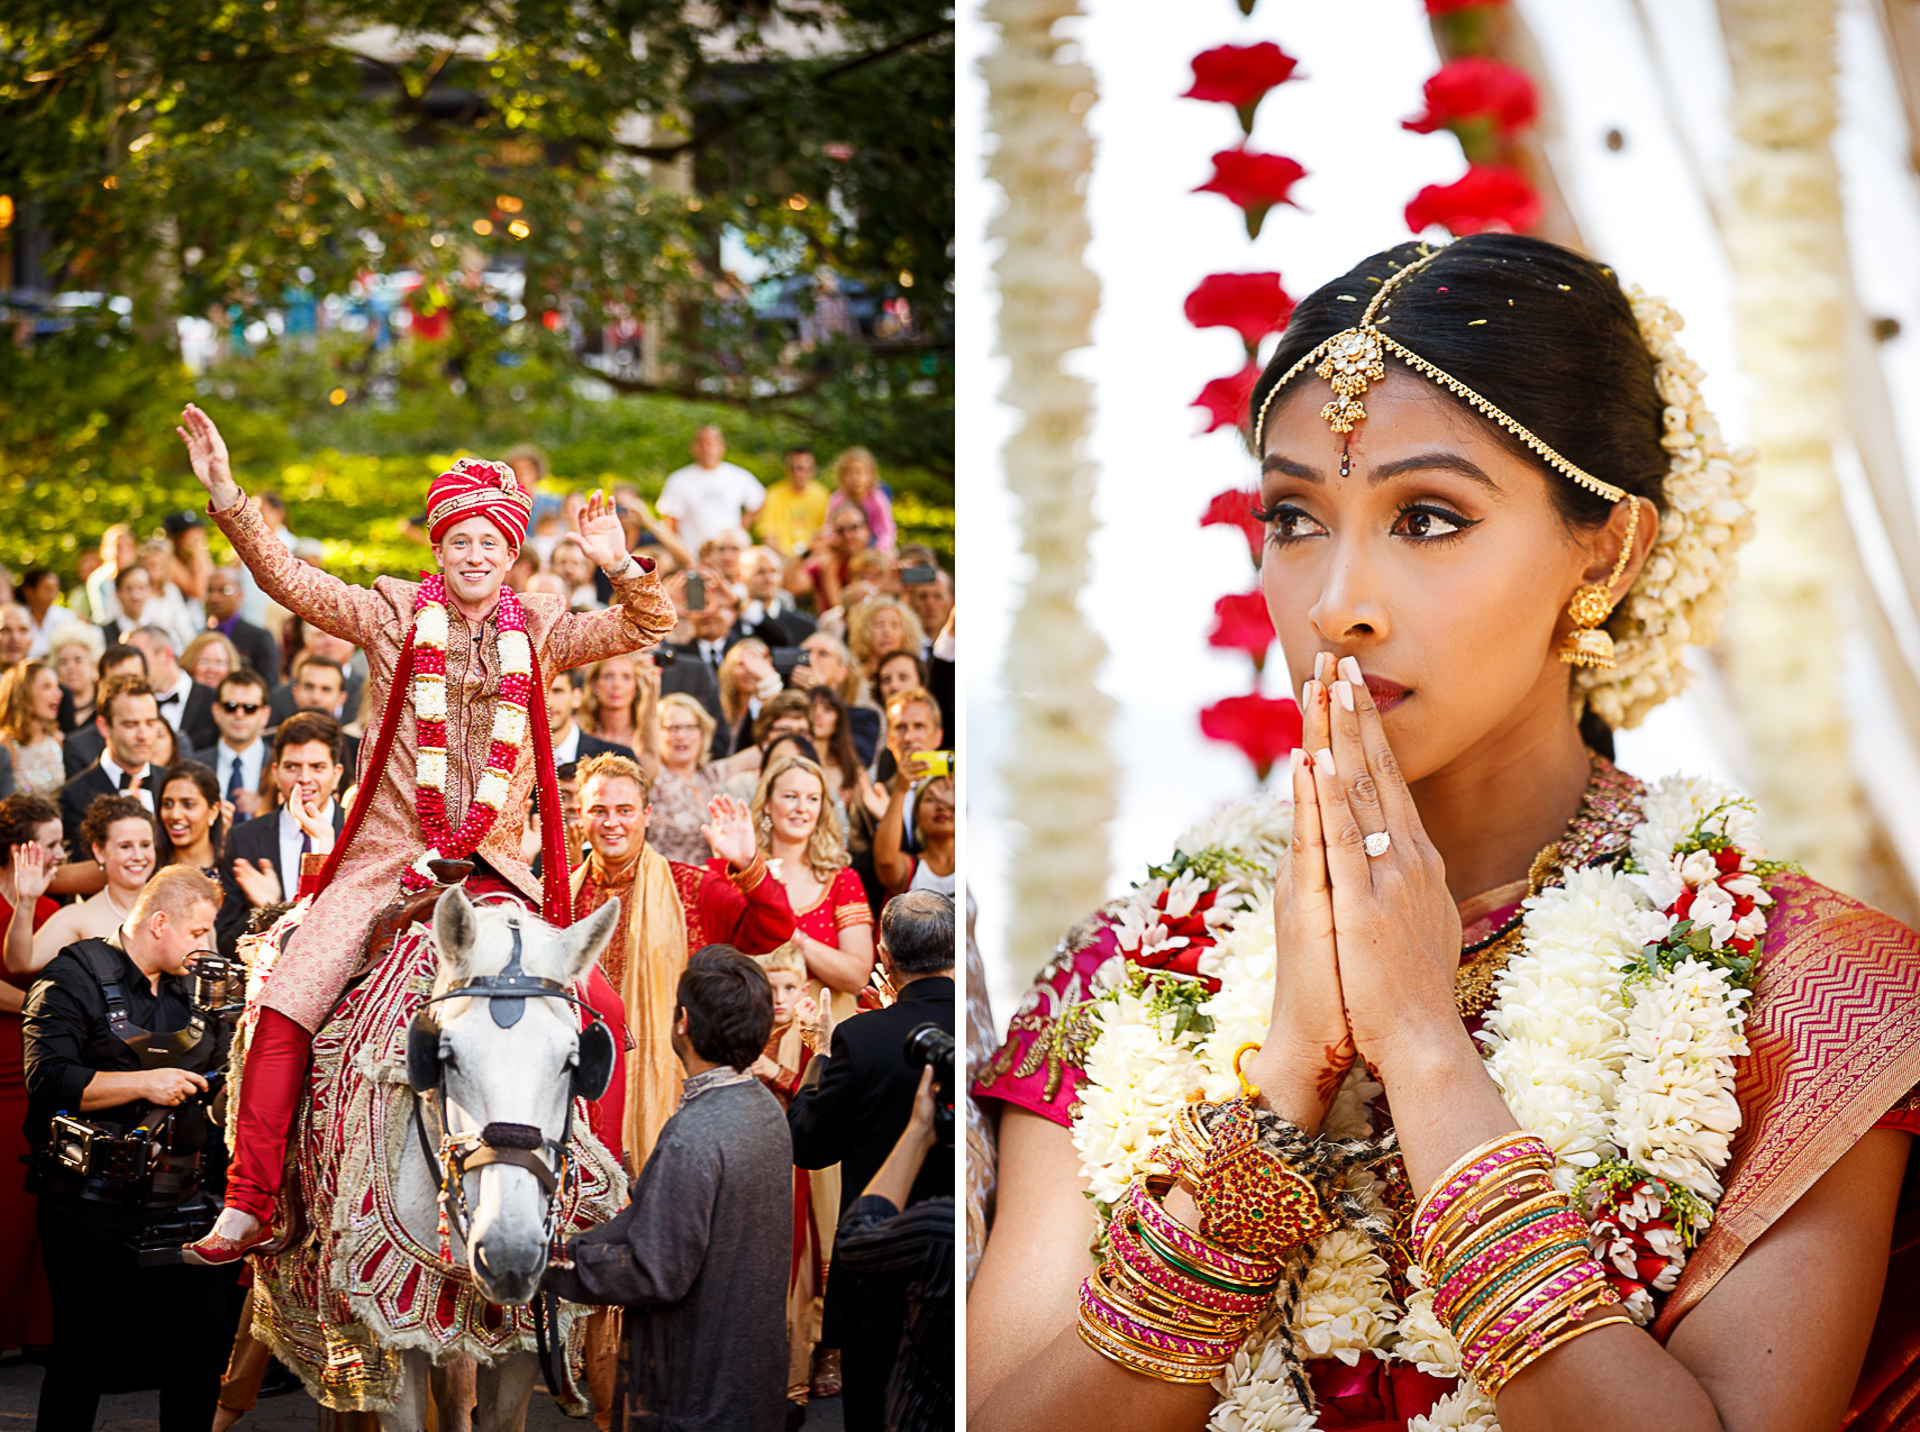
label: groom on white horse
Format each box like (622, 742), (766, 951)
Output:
(173, 404), (676, 1264)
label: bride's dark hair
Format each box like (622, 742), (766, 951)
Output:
(1249, 234), (1670, 533)
(1250, 235), (1669, 756)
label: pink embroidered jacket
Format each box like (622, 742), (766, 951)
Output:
(212, 494), (677, 1031)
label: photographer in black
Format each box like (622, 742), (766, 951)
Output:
(788, 889), (955, 1432)
(21, 863), (240, 1432)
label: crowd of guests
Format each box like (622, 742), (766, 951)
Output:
(0, 421), (955, 1429)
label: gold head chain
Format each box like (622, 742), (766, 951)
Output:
(1247, 246), (1629, 506)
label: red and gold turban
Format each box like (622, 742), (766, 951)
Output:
(426, 457), (534, 546)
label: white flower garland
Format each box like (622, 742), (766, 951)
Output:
(1575, 290), (1758, 732)
(1069, 776), (1775, 1429)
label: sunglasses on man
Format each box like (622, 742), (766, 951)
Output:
(219, 700), (266, 715)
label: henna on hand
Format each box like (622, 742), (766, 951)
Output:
(1313, 1035), (1358, 1104)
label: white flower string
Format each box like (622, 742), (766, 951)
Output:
(1067, 776), (1779, 1429)
(1575, 289), (1758, 730)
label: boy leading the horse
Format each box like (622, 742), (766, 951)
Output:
(173, 404), (677, 1262)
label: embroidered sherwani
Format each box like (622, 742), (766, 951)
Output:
(211, 494), (677, 1032)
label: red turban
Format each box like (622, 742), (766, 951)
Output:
(426, 457), (534, 546)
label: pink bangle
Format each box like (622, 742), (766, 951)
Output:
(1433, 1207), (1588, 1315)
(1127, 1184), (1281, 1290)
(1459, 1260), (1611, 1369)
(1078, 1276), (1243, 1362)
(1107, 1208), (1272, 1319)
(1412, 1134), (1554, 1249)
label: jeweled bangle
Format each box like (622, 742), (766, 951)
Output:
(1176, 1100), (1346, 1264)
(1113, 1212), (1275, 1318)
(1079, 1274), (1242, 1378)
(1078, 1301), (1226, 1384)
(1434, 1206), (1588, 1315)
(1477, 1286), (1615, 1378)
(1413, 1133), (1555, 1250)
(1451, 1245), (1596, 1351)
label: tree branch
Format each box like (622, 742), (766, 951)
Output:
(611, 25), (950, 161)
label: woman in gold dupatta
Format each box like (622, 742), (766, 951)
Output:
(968, 235), (1920, 1432)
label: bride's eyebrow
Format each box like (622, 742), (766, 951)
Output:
(1369, 451), (1501, 491)
(1259, 450), (1500, 492)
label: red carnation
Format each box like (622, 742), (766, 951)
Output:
(1183, 43), (1300, 133)
(1201, 487), (1264, 565)
(1196, 148), (1307, 239)
(1192, 363), (1262, 435)
(1184, 272), (1295, 352)
(1405, 163), (1541, 236)
(1402, 58), (1538, 139)
(1208, 590), (1275, 666)
(1199, 692), (1303, 780)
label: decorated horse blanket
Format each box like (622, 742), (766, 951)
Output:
(229, 901), (624, 1412)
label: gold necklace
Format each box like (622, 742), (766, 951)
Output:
(1452, 841), (1564, 1018)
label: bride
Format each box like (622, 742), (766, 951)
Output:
(968, 235), (1920, 1432)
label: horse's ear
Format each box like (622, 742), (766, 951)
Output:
(558, 899), (621, 985)
(433, 884), (479, 977)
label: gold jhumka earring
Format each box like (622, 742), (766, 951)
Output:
(1558, 496), (1641, 670)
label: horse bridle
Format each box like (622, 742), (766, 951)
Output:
(405, 923), (614, 1271)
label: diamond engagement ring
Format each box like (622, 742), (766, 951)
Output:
(1363, 831), (1392, 858)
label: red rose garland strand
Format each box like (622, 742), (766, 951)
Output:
(401, 573), (536, 893)
(1181, 28), (1304, 783)
(1404, 0), (1546, 237)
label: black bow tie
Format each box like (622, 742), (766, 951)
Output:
(156, 690), (183, 708)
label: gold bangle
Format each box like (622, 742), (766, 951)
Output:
(1479, 1311), (1635, 1398)
(1467, 1270), (1615, 1372)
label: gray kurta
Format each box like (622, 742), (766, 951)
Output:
(549, 1076), (792, 1432)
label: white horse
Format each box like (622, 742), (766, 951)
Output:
(378, 885), (622, 1432)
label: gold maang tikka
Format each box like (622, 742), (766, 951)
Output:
(1558, 495), (1640, 670)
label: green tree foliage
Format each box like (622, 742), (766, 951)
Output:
(0, 0), (952, 578)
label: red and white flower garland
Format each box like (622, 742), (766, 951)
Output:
(1069, 776), (1779, 1431)
(401, 574), (535, 893)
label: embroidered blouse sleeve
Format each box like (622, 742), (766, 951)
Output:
(209, 495), (392, 648)
(831, 867), (872, 931)
(971, 919), (1112, 1130)
(545, 561), (678, 672)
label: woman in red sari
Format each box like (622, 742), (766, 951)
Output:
(0, 795), (63, 1352)
(970, 237), (1920, 1432)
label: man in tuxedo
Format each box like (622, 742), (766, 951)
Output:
(127, 625), (219, 754)
(658, 567), (739, 757)
(57, 673), (165, 858)
(191, 668), (274, 820)
(269, 655), (360, 769)
(736, 547), (816, 650)
(787, 891), (955, 1432)
(203, 565), (281, 685)
(216, 713), (346, 958)
(62, 644), (145, 778)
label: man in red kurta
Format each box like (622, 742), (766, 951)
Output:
(570, 753), (796, 1170)
(172, 406), (676, 1263)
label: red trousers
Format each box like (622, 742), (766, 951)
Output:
(226, 1008), (312, 1224)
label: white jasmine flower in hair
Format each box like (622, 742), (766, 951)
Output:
(1292, 1231), (1396, 1366)
(1210, 1329), (1319, 1432)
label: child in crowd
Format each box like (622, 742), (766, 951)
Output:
(752, 942), (835, 1418)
